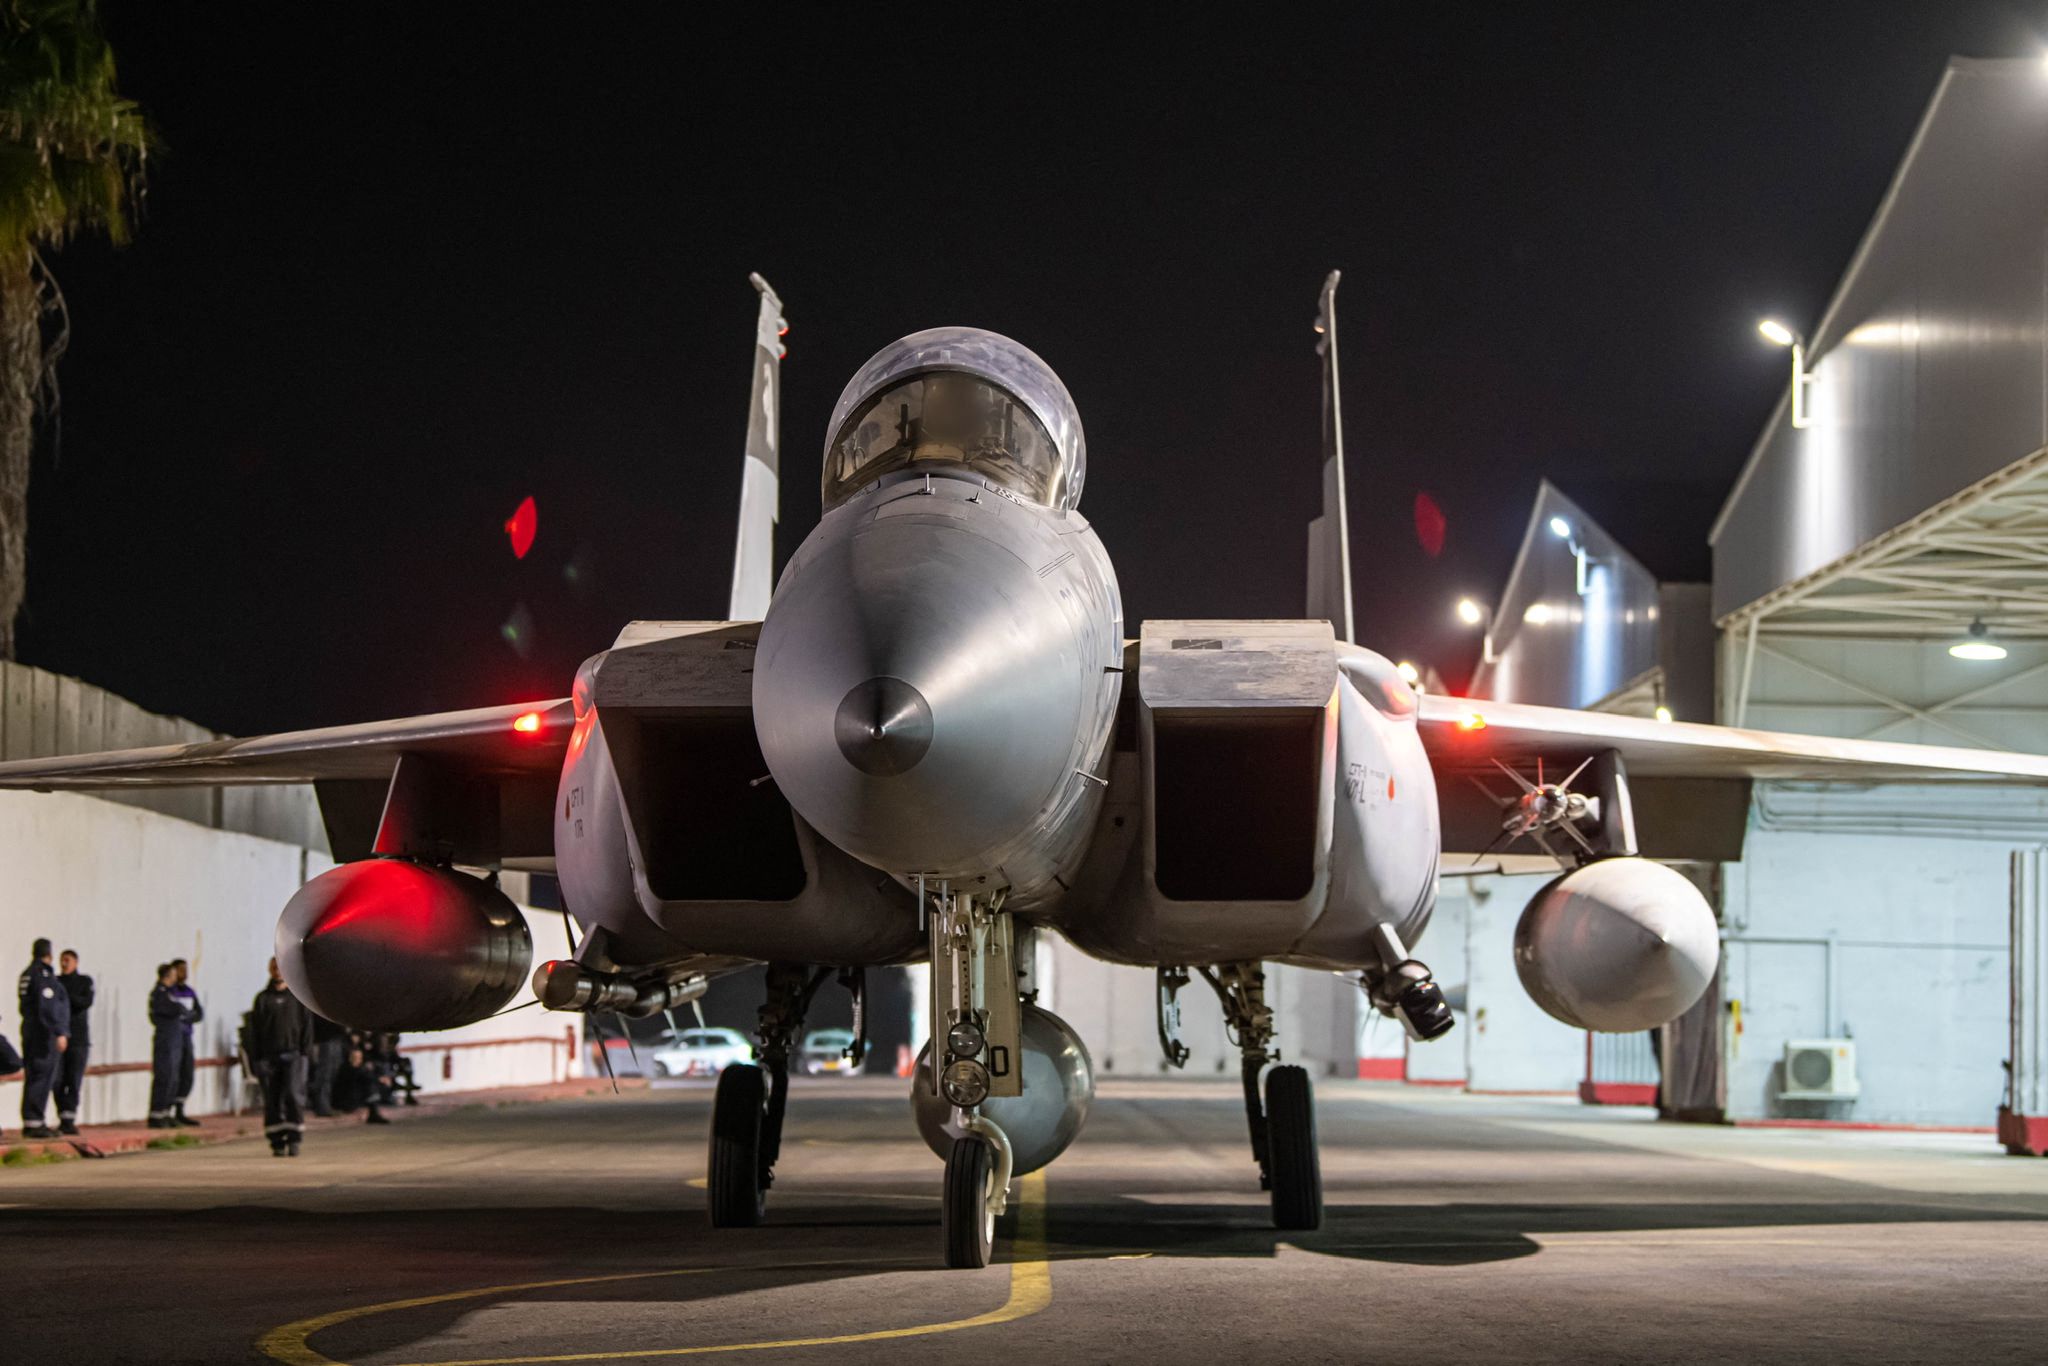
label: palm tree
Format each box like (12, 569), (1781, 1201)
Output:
(0, 0), (147, 658)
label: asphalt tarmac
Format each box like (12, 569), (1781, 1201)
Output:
(6, 1076), (2048, 1365)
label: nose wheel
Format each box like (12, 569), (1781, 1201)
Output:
(942, 1135), (998, 1267)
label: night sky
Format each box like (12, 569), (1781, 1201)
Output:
(21, 4), (2048, 736)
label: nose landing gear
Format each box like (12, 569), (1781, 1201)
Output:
(928, 884), (1022, 1268)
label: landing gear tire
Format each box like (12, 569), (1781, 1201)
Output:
(1265, 1064), (1322, 1231)
(708, 1063), (767, 1227)
(942, 1135), (997, 1269)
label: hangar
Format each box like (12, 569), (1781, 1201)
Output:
(1409, 56), (2048, 1139)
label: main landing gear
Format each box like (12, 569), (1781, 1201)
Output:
(1191, 962), (1322, 1230)
(927, 885), (1024, 1268)
(708, 961), (843, 1228)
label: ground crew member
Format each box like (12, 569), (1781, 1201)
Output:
(249, 958), (314, 1157)
(17, 938), (71, 1140)
(55, 949), (93, 1135)
(308, 1013), (346, 1117)
(169, 958), (203, 1126)
(148, 962), (186, 1129)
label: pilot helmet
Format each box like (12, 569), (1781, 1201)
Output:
(822, 327), (1086, 513)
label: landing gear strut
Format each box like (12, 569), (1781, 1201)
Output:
(927, 884), (1022, 1268)
(707, 961), (829, 1228)
(1201, 962), (1321, 1230)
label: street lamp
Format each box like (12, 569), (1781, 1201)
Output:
(1546, 515), (1595, 596)
(1453, 598), (1495, 664)
(1758, 318), (1813, 429)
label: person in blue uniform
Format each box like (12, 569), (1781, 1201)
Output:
(17, 938), (71, 1140)
(168, 958), (203, 1126)
(147, 962), (186, 1129)
(54, 949), (93, 1135)
(248, 958), (315, 1157)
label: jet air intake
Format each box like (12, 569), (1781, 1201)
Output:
(1512, 856), (1718, 1032)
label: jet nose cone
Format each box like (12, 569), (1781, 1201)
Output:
(833, 676), (933, 776)
(753, 498), (1093, 878)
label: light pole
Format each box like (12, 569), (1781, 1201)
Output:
(1455, 597), (1495, 664)
(1548, 515), (1595, 597)
(1758, 318), (1813, 429)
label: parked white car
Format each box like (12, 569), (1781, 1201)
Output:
(800, 1028), (862, 1076)
(648, 1027), (753, 1079)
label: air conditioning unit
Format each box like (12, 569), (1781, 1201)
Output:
(1779, 1039), (1860, 1100)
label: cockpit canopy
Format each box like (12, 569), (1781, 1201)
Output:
(822, 327), (1086, 513)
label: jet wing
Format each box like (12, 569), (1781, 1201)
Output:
(0, 699), (574, 788)
(1416, 693), (2048, 783)
(1417, 692), (2048, 862)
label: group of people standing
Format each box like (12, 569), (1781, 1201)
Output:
(7, 943), (416, 1149)
(8, 939), (95, 1138)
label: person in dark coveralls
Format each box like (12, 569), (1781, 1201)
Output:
(308, 1012), (346, 1117)
(249, 958), (314, 1157)
(168, 957), (204, 1126)
(147, 962), (186, 1129)
(17, 938), (72, 1139)
(54, 950), (93, 1135)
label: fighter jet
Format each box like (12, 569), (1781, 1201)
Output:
(9, 272), (2048, 1268)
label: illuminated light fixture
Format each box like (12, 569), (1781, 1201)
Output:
(1396, 660), (1421, 685)
(1523, 602), (1554, 625)
(1757, 318), (1813, 429)
(1454, 597), (1496, 664)
(512, 710), (544, 734)
(1654, 705), (1674, 724)
(1949, 618), (2007, 662)
(1545, 514), (1598, 595)
(1457, 711), (1487, 732)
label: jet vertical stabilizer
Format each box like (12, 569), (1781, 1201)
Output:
(729, 273), (786, 621)
(1305, 270), (1354, 644)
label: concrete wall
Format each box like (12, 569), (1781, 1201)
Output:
(0, 790), (580, 1127)
(1718, 783), (2040, 1126)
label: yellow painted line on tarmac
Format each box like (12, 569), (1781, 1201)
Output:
(258, 1171), (1049, 1366)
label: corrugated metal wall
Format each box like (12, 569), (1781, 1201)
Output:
(0, 661), (326, 850)
(1712, 59), (2048, 619)
(1474, 481), (1664, 710)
